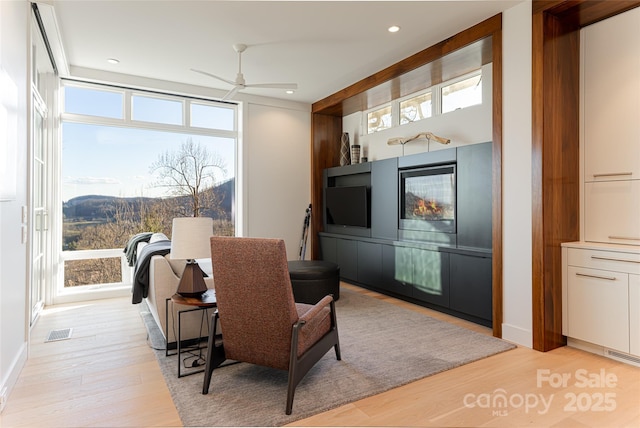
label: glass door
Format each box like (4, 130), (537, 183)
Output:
(30, 93), (47, 324)
(29, 11), (54, 325)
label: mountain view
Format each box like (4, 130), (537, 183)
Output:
(63, 178), (234, 251)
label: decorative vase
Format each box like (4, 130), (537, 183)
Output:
(340, 132), (350, 166)
(351, 145), (361, 164)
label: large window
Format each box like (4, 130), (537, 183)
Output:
(61, 82), (237, 289)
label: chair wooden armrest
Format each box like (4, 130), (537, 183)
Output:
(298, 295), (334, 324)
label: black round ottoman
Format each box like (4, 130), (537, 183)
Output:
(287, 260), (340, 304)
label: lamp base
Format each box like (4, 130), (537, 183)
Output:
(176, 261), (208, 297)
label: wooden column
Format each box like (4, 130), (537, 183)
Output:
(530, 0), (640, 351)
(310, 113), (342, 259)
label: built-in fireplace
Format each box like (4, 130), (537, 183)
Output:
(399, 164), (456, 235)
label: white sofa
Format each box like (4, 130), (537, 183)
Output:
(127, 224), (218, 348)
(141, 244), (215, 346)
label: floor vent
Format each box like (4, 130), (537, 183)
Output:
(605, 349), (640, 367)
(45, 328), (73, 342)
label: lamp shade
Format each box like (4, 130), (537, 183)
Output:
(170, 217), (214, 260)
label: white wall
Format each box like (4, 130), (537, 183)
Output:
(501, 0), (533, 347)
(243, 103), (311, 260)
(0, 0), (30, 410)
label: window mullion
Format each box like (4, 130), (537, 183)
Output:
(124, 89), (132, 123)
(434, 82), (443, 116)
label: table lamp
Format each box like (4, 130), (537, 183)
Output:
(170, 217), (213, 297)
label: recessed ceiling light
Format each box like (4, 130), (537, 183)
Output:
(286, 90), (295, 95)
(388, 25), (400, 33)
(107, 58), (120, 64)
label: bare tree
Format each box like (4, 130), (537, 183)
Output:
(64, 140), (232, 287)
(149, 138), (227, 217)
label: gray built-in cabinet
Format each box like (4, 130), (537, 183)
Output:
(319, 142), (493, 326)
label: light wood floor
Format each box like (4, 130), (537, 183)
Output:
(1, 284), (639, 427)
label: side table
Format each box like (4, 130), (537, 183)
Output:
(165, 289), (217, 378)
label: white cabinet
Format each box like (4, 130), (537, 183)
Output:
(582, 8), (640, 245)
(583, 7), (640, 183)
(566, 9), (640, 365)
(584, 181), (640, 245)
(562, 244), (640, 357)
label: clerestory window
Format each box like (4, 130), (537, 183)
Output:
(365, 69), (482, 134)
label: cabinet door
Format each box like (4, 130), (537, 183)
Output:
(336, 238), (358, 281)
(411, 248), (449, 307)
(567, 266), (629, 352)
(584, 181), (640, 245)
(357, 241), (382, 286)
(319, 236), (337, 264)
(371, 158), (398, 240)
(380, 245), (413, 298)
(457, 142), (492, 250)
(449, 254), (492, 322)
(583, 8), (640, 182)
(630, 274), (640, 356)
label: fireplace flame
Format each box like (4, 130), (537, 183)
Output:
(414, 198), (443, 218)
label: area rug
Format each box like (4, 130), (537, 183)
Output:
(142, 288), (515, 427)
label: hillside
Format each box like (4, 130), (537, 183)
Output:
(63, 178), (234, 222)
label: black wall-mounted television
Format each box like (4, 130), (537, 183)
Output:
(325, 185), (369, 228)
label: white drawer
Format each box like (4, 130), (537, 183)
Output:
(566, 266), (629, 353)
(567, 247), (640, 275)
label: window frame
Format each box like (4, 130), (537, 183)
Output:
(366, 103), (393, 134)
(440, 70), (483, 114)
(398, 89), (434, 125)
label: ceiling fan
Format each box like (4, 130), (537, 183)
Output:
(191, 43), (298, 101)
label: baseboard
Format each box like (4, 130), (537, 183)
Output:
(0, 341), (27, 413)
(501, 322), (532, 348)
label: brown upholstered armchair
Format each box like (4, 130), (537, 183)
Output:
(202, 237), (341, 415)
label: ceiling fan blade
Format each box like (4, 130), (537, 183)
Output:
(221, 86), (240, 101)
(244, 83), (298, 90)
(190, 68), (235, 86)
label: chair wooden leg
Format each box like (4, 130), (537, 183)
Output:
(202, 312), (226, 395)
(285, 376), (296, 415)
(330, 300), (341, 360)
(286, 322), (302, 415)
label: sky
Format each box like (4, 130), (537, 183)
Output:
(62, 86), (236, 201)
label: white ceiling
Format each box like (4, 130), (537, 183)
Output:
(45, 1), (521, 104)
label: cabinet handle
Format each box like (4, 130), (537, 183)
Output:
(575, 272), (617, 281)
(592, 172), (633, 178)
(608, 235), (640, 241)
(591, 255), (640, 264)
